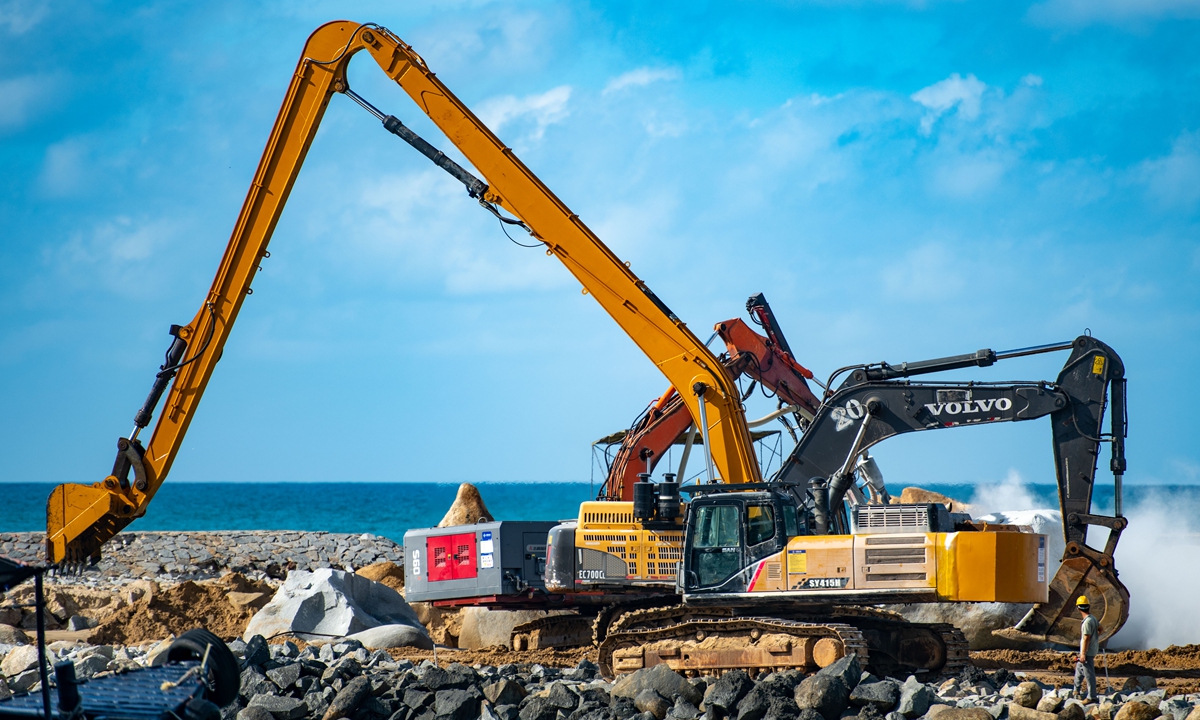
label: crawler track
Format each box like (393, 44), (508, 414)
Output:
(510, 615), (596, 650)
(599, 614), (869, 678)
(596, 603), (968, 679)
(592, 595), (679, 645)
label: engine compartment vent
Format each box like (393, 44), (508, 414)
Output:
(852, 503), (953, 534)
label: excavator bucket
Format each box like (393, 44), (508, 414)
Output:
(994, 554), (1130, 647)
(45, 482), (138, 565)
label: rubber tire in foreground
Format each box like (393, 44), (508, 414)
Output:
(184, 698), (221, 720)
(167, 628), (241, 707)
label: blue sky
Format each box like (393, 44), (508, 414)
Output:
(1, 0), (1198, 490)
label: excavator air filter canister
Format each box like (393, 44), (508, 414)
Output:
(657, 478), (681, 521)
(633, 476), (656, 521)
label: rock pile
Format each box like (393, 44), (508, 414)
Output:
(0, 532), (404, 583)
(3, 634), (1200, 720)
(209, 648), (1200, 720)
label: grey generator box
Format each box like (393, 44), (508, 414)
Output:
(404, 521), (558, 603)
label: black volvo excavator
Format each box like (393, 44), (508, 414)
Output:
(597, 334), (1129, 678)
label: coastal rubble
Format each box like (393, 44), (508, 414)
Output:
(0, 531), (404, 587)
(3, 636), (1200, 720)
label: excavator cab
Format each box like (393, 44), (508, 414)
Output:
(681, 487), (806, 594)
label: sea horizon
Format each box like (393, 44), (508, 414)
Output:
(3, 480), (1190, 544)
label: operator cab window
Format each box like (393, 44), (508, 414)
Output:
(746, 503), (776, 546)
(694, 505), (740, 548)
(782, 502), (803, 537)
(691, 504), (742, 587)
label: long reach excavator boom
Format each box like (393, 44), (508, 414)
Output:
(46, 21), (761, 565)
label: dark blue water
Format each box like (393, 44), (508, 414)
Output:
(0, 481), (1188, 544)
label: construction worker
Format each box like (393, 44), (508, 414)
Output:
(1073, 595), (1099, 702)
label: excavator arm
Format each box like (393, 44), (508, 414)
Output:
(46, 20), (761, 564)
(774, 335), (1129, 645)
(602, 295), (821, 501)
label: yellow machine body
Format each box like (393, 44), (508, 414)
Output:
(737, 530), (1047, 603)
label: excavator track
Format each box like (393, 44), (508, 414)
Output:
(510, 614), (596, 651)
(597, 604), (968, 679)
(607, 603), (736, 637)
(599, 615), (869, 679)
(507, 595), (681, 651)
(592, 595), (680, 646)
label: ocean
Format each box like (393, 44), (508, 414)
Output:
(0, 480), (1190, 543)
(6, 480), (1200, 648)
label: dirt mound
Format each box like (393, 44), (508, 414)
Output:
(357, 561), (404, 592)
(91, 573), (273, 645)
(438, 483), (493, 527)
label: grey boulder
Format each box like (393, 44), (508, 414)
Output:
(704, 669), (755, 713)
(237, 707), (275, 720)
(247, 696), (307, 720)
(851, 682), (900, 712)
(897, 678), (934, 719)
(818, 654), (863, 692)
(483, 679), (528, 707)
(795, 675), (850, 720)
(612, 664), (704, 708)
(636, 689), (672, 720)
(321, 676), (372, 720)
(435, 689), (480, 720)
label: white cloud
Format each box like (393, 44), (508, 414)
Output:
(476, 85), (572, 141)
(37, 137), (89, 197)
(602, 67), (682, 95)
(1028, 0), (1200, 26)
(0, 0), (47, 34)
(1134, 131), (1200, 209)
(930, 151), (1009, 197)
(44, 216), (177, 297)
(911, 73), (988, 135)
(352, 168), (568, 295)
(0, 76), (51, 130)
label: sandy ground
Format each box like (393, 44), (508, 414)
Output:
(973, 646), (1200, 694)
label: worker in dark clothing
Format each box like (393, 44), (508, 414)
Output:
(1073, 595), (1099, 702)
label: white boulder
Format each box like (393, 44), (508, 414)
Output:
(345, 623), (433, 650)
(243, 569), (430, 647)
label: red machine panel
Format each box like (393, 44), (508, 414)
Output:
(426, 533), (477, 582)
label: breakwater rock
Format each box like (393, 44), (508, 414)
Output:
(0, 532), (403, 583)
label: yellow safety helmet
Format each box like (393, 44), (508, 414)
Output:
(1076, 595), (1090, 607)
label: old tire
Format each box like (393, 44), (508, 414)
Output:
(168, 628), (241, 707)
(184, 698), (221, 720)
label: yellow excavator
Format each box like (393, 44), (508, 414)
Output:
(45, 20), (760, 566)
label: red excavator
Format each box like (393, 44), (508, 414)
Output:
(598, 293), (822, 502)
